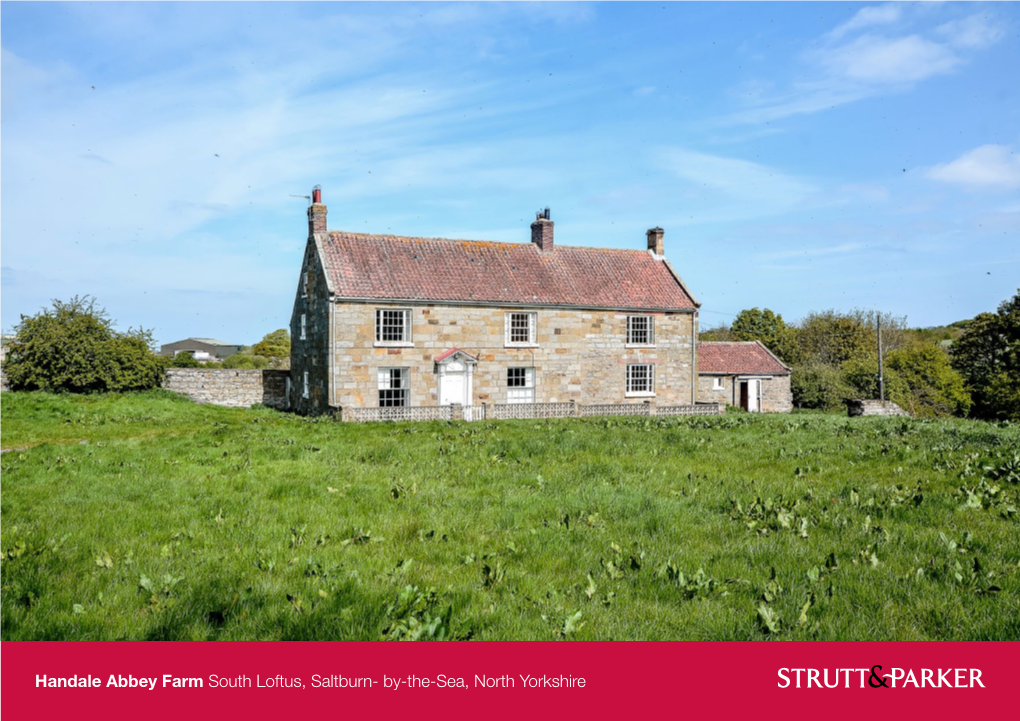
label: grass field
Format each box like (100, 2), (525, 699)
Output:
(2, 390), (1018, 641)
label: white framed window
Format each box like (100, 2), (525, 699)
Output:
(713, 377), (725, 391)
(378, 367), (409, 407)
(375, 309), (412, 345)
(627, 315), (654, 346)
(507, 367), (535, 404)
(626, 364), (655, 396)
(300, 313), (307, 340)
(302, 371), (310, 399)
(505, 311), (537, 346)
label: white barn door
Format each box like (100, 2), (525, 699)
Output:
(747, 379), (761, 412)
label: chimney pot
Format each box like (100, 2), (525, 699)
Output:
(647, 226), (664, 256)
(531, 209), (554, 252)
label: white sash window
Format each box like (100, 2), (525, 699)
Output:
(507, 367), (535, 403)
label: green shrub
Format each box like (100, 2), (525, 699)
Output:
(4, 296), (165, 393)
(790, 362), (855, 411)
(167, 353), (202, 368)
(221, 352), (269, 369)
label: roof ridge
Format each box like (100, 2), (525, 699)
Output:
(328, 230), (652, 254)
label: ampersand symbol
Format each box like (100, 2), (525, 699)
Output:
(868, 665), (889, 688)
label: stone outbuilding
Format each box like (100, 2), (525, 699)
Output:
(696, 341), (792, 413)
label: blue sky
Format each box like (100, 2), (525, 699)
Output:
(2, 2), (1018, 345)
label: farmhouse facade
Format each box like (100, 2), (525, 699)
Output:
(696, 341), (792, 413)
(289, 190), (703, 415)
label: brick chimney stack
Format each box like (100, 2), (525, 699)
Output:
(647, 227), (664, 256)
(531, 207), (553, 252)
(308, 185), (327, 236)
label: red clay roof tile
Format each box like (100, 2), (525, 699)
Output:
(698, 342), (790, 375)
(319, 232), (697, 311)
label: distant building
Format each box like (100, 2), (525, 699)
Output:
(1, 334), (15, 391)
(160, 338), (242, 362)
(696, 341), (792, 413)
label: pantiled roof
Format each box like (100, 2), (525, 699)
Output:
(319, 232), (697, 311)
(698, 341), (790, 375)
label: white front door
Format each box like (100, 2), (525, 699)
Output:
(440, 371), (466, 406)
(747, 379), (761, 412)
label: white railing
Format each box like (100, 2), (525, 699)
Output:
(339, 401), (723, 423)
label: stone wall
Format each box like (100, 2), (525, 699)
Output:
(845, 399), (909, 417)
(290, 236), (333, 414)
(326, 301), (697, 411)
(696, 374), (792, 413)
(163, 369), (290, 409)
(761, 375), (793, 413)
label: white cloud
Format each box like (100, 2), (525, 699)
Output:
(828, 4), (902, 41)
(936, 13), (1005, 50)
(927, 145), (1020, 188)
(718, 5), (1006, 128)
(657, 147), (817, 218)
(819, 34), (960, 84)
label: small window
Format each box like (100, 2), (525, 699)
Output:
(378, 368), (409, 407)
(627, 316), (654, 345)
(300, 313), (307, 340)
(302, 270), (310, 298)
(507, 367), (535, 404)
(376, 309), (411, 344)
(302, 371), (310, 399)
(626, 364), (654, 396)
(505, 312), (536, 346)
(713, 377), (724, 391)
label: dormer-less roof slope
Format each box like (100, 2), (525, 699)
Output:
(698, 341), (791, 375)
(318, 232), (698, 312)
(186, 338), (238, 347)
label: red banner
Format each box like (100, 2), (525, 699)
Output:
(2, 641), (1016, 719)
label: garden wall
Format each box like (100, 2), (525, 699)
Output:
(163, 368), (289, 409)
(845, 399), (909, 417)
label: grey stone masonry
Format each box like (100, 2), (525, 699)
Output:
(845, 399), (910, 417)
(696, 374), (792, 413)
(164, 369), (290, 409)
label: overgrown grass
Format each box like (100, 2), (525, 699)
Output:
(2, 391), (1018, 640)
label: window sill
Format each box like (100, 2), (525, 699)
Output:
(625, 392), (656, 398)
(505, 343), (539, 349)
(625, 344), (656, 349)
(374, 341), (414, 348)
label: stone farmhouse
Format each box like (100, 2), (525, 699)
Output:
(289, 189), (708, 419)
(696, 341), (792, 413)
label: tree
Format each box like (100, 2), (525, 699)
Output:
(842, 347), (971, 418)
(4, 296), (165, 393)
(886, 345), (971, 418)
(731, 308), (797, 363)
(251, 329), (290, 369)
(796, 311), (873, 366)
(952, 289), (1020, 420)
(698, 322), (735, 342)
(790, 361), (856, 411)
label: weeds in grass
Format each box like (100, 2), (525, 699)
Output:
(2, 391), (1019, 640)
